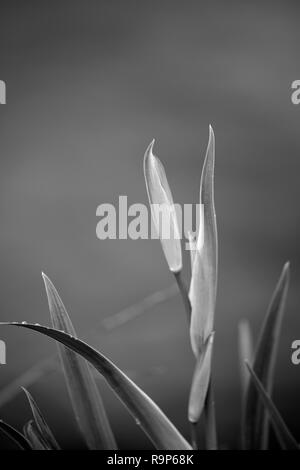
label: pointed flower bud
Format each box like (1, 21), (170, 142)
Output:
(143, 140), (182, 273)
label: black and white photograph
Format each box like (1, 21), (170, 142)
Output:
(0, 0), (300, 456)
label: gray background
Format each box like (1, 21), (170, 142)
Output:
(0, 0), (299, 449)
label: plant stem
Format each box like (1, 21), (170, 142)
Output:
(173, 271), (191, 321)
(204, 379), (218, 450)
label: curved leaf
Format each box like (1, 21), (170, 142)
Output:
(22, 388), (60, 449)
(1, 322), (192, 451)
(42, 273), (116, 450)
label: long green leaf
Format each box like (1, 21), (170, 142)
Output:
(246, 362), (298, 450)
(1, 322), (192, 450)
(243, 262), (290, 449)
(41, 273), (116, 450)
(22, 388), (60, 449)
(0, 419), (32, 450)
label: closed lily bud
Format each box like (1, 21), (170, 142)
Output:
(143, 140), (182, 273)
(189, 126), (218, 357)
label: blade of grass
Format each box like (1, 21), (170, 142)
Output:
(204, 380), (217, 450)
(101, 284), (178, 330)
(243, 262), (290, 449)
(246, 362), (298, 450)
(42, 273), (117, 450)
(0, 419), (32, 450)
(189, 422), (198, 450)
(238, 320), (253, 397)
(1, 322), (192, 450)
(22, 388), (60, 449)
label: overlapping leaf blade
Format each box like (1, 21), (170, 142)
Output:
(0, 419), (32, 450)
(1, 322), (192, 450)
(246, 363), (298, 450)
(22, 387), (60, 450)
(42, 273), (116, 450)
(243, 263), (290, 449)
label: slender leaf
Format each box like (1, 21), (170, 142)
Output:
(0, 419), (32, 450)
(189, 125), (218, 357)
(188, 333), (214, 424)
(22, 388), (60, 449)
(246, 362), (298, 450)
(23, 420), (48, 450)
(243, 262), (290, 449)
(1, 322), (192, 450)
(42, 273), (116, 450)
(143, 140), (182, 273)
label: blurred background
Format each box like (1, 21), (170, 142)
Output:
(0, 0), (299, 450)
